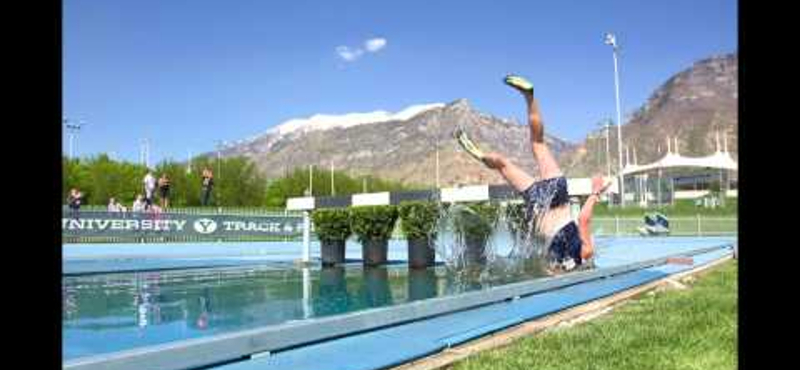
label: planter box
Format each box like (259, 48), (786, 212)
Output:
(321, 239), (346, 266)
(362, 239), (389, 266)
(407, 237), (436, 269)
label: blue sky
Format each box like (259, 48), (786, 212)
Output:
(63, 0), (737, 164)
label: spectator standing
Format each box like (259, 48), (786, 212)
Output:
(158, 173), (171, 209)
(67, 188), (83, 214)
(143, 171), (157, 206)
(201, 168), (214, 206)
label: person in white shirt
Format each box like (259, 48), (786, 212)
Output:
(107, 197), (120, 212)
(143, 171), (157, 206)
(132, 194), (147, 212)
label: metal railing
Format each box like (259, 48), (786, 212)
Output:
(69, 205), (300, 217)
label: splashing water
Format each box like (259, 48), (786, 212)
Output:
(430, 178), (564, 286)
(433, 203), (498, 269)
(507, 179), (561, 261)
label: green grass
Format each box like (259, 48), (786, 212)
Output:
(593, 199), (737, 218)
(449, 260), (738, 370)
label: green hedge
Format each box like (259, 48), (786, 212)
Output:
(311, 208), (352, 242)
(455, 202), (499, 238)
(351, 205), (399, 243)
(398, 201), (440, 240)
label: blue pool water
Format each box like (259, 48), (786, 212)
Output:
(62, 236), (735, 361)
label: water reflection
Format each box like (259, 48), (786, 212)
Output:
(407, 268), (438, 302)
(358, 266), (393, 308)
(63, 258), (547, 360)
(313, 266), (350, 317)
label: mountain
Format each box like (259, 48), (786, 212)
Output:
(217, 99), (575, 187)
(214, 52), (736, 186)
(561, 53), (738, 176)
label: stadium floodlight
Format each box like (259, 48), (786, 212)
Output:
(64, 118), (86, 159)
(604, 33), (617, 49)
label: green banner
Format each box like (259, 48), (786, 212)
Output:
(62, 211), (304, 238)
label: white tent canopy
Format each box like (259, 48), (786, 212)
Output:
(620, 132), (737, 177)
(609, 133), (737, 207)
(621, 150), (738, 176)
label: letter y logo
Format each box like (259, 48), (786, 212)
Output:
(193, 218), (218, 234)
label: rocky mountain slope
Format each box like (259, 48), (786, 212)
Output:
(563, 53), (737, 176)
(215, 52), (737, 185)
(218, 99), (573, 187)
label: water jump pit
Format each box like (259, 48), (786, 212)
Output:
(63, 236), (735, 370)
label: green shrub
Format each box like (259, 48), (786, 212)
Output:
(455, 202), (499, 238)
(350, 205), (399, 243)
(398, 201), (441, 240)
(311, 208), (352, 242)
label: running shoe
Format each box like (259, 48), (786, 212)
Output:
(504, 74), (534, 95)
(454, 128), (485, 161)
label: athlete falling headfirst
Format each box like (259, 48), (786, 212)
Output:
(456, 75), (612, 274)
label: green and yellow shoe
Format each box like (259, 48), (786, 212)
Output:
(454, 128), (485, 161)
(504, 74), (534, 95)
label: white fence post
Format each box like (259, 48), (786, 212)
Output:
(302, 210), (311, 263)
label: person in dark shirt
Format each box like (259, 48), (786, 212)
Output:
(67, 188), (83, 211)
(158, 173), (171, 209)
(67, 188), (83, 218)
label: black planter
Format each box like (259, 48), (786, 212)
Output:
(321, 239), (346, 266)
(464, 233), (488, 265)
(362, 239), (388, 266)
(407, 237), (435, 269)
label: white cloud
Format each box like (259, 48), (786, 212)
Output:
(335, 46), (364, 62)
(364, 38), (387, 53)
(335, 37), (388, 63)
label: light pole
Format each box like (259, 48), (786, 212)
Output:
(604, 32), (626, 206)
(63, 118), (85, 159)
(140, 138), (150, 168)
(597, 118), (612, 180)
(433, 114), (441, 189)
(215, 141), (223, 179)
(187, 149), (192, 175)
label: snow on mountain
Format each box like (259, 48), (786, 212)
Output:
(268, 103), (445, 137)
